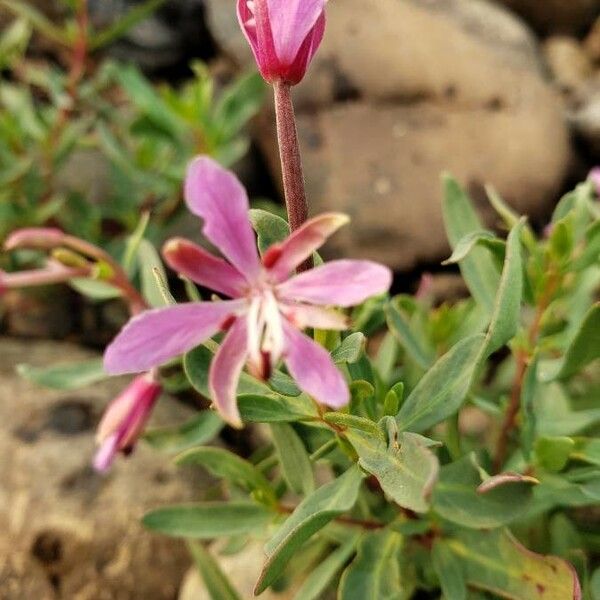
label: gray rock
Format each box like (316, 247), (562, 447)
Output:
(569, 77), (600, 155)
(498, 0), (600, 36)
(543, 36), (594, 94)
(0, 337), (208, 599)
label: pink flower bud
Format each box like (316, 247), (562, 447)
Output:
(0, 261), (89, 294)
(237, 0), (326, 85)
(4, 227), (66, 251)
(93, 373), (161, 472)
(588, 167), (600, 197)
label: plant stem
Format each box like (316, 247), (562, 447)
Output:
(272, 81), (311, 269)
(493, 271), (559, 471)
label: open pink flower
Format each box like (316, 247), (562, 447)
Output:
(104, 157), (392, 427)
(94, 373), (162, 472)
(237, 0), (326, 85)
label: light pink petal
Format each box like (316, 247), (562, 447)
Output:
(264, 213), (349, 281)
(280, 303), (349, 331)
(163, 238), (247, 298)
(267, 0), (326, 65)
(184, 157), (260, 280)
(278, 260), (393, 307)
(282, 12), (325, 84)
(237, 0), (276, 82)
(93, 433), (119, 472)
(104, 301), (245, 375)
(209, 317), (248, 428)
(283, 321), (349, 408)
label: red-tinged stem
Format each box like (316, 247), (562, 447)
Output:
(273, 80), (312, 270)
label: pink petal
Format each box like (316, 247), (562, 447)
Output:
(209, 317), (248, 428)
(280, 302), (349, 331)
(184, 157), (260, 280)
(283, 322), (349, 408)
(93, 433), (119, 472)
(280, 11), (325, 84)
(238, 0), (277, 83)
(264, 213), (349, 281)
(267, 0), (326, 66)
(4, 227), (65, 251)
(163, 238), (247, 298)
(278, 260), (393, 307)
(104, 301), (245, 375)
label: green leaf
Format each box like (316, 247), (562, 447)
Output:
(346, 424), (438, 513)
(138, 239), (170, 307)
(187, 541), (242, 600)
(442, 175), (500, 315)
(0, 0), (66, 45)
(255, 466), (364, 595)
(396, 334), (485, 433)
(144, 411), (223, 453)
(270, 423), (314, 495)
(69, 278), (122, 301)
(338, 531), (404, 600)
(591, 567), (600, 600)
(249, 209), (289, 255)
(432, 541), (467, 600)
(386, 296), (435, 369)
(432, 454), (536, 528)
(534, 437), (575, 472)
(481, 220), (524, 356)
(570, 438), (600, 466)
(176, 447), (276, 503)
(143, 502), (272, 539)
(238, 394), (318, 423)
(331, 333), (365, 364)
(441, 229), (505, 268)
(17, 358), (107, 390)
(293, 534), (359, 600)
(520, 356), (538, 461)
(543, 303), (600, 380)
(445, 528), (581, 600)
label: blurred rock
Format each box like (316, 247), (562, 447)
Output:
(543, 36), (594, 94)
(569, 78), (600, 155)
(583, 17), (600, 63)
(0, 338), (205, 599)
(498, 0), (600, 36)
(237, 0), (571, 270)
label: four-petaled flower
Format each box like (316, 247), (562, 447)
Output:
(104, 157), (392, 427)
(237, 0), (326, 85)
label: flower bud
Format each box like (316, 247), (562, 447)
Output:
(0, 261), (89, 294)
(93, 373), (161, 472)
(237, 0), (326, 85)
(4, 227), (66, 251)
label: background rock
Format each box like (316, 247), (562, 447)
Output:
(0, 337), (208, 599)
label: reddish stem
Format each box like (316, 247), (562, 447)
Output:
(272, 81), (312, 270)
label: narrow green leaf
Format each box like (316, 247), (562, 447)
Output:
(143, 502), (272, 539)
(331, 333), (365, 364)
(0, 0), (66, 45)
(144, 411), (223, 453)
(442, 175), (500, 315)
(17, 358), (107, 390)
(255, 466), (363, 595)
(446, 528), (581, 600)
(347, 425), (439, 513)
(482, 220), (524, 356)
(70, 277), (122, 301)
(238, 394), (318, 423)
(187, 541), (242, 600)
(534, 437), (575, 472)
(270, 423), (314, 495)
(520, 356), (538, 461)
(293, 534), (359, 600)
(177, 446), (276, 503)
(386, 297), (435, 369)
(396, 334), (485, 433)
(570, 438), (600, 466)
(323, 413), (382, 438)
(138, 239), (170, 307)
(432, 454), (536, 528)
(441, 230), (505, 268)
(249, 209), (289, 255)
(432, 541), (467, 600)
(338, 531), (404, 600)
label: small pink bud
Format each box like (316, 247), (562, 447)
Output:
(4, 227), (66, 251)
(0, 261), (89, 293)
(93, 373), (161, 472)
(588, 167), (600, 197)
(237, 0), (326, 85)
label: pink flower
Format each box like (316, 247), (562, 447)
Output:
(94, 373), (162, 472)
(588, 167), (600, 197)
(237, 0), (326, 85)
(104, 157), (392, 427)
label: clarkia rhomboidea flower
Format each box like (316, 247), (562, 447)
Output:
(104, 156), (392, 427)
(94, 373), (162, 472)
(237, 0), (326, 85)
